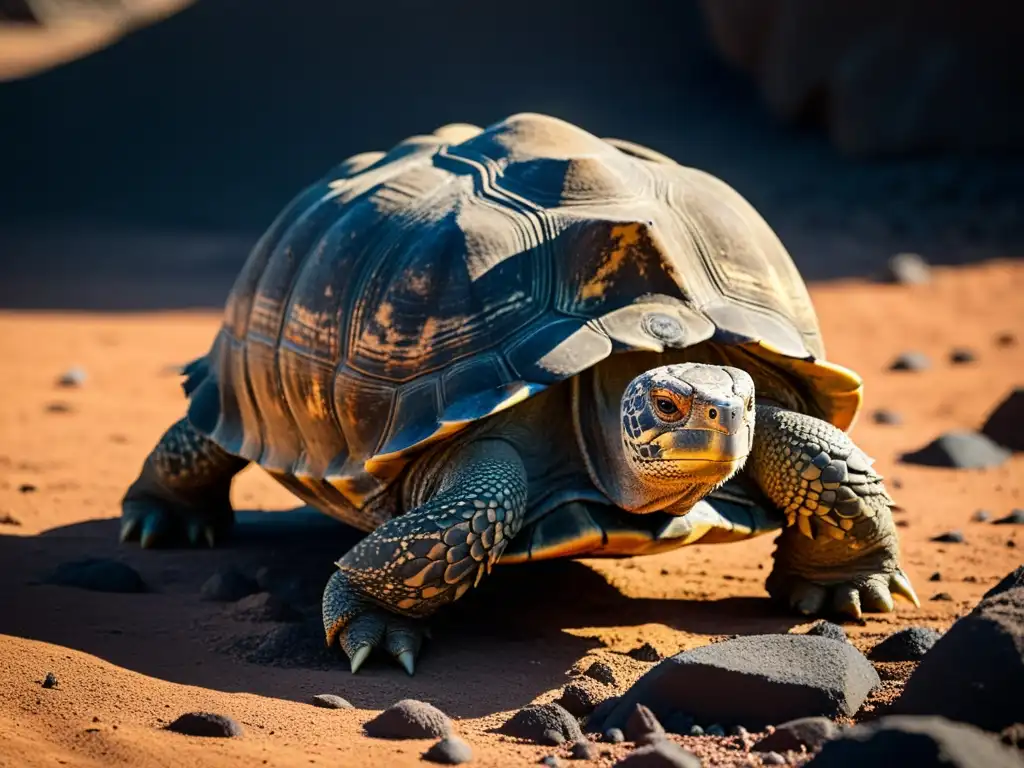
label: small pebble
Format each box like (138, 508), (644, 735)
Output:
(871, 409), (903, 425)
(227, 592), (301, 622)
(628, 642), (663, 662)
(930, 592), (953, 601)
(994, 510), (1024, 525)
(868, 627), (942, 661)
(931, 530), (965, 544)
(200, 568), (259, 602)
(583, 660), (617, 686)
(46, 402), (73, 413)
(42, 672), (58, 689)
(1008, 540), (1017, 548)
(901, 430), (1010, 469)
(706, 724), (725, 737)
(0, 513), (21, 526)
(973, 510), (992, 522)
(365, 699), (453, 739)
(614, 740), (701, 767)
(56, 367), (87, 387)
(995, 332), (1017, 348)
(626, 704), (665, 745)
(688, 725), (704, 737)
(423, 735), (473, 765)
(731, 725), (749, 738)
(604, 728), (625, 744)
(543, 729), (566, 746)
(888, 351), (931, 372)
(804, 620), (848, 642)
(557, 678), (613, 716)
(310, 694), (353, 709)
(166, 712), (243, 738)
(540, 757), (562, 768)
(884, 252), (930, 285)
(18, 483), (37, 493)
(928, 572), (942, 582)
(895, 520), (910, 528)
(570, 740), (599, 760)
(761, 752), (786, 766)
(891, 477), (903, 489)
(949, 348), (976, 364)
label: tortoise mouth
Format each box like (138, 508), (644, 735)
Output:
(646, 424), (753, 465)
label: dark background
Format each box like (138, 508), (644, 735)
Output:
(1, 0), (1022, 309)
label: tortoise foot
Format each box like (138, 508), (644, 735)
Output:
(767, 564), (919, 621)
(322, 570), (427, 675)
(120, 493), (233, 549)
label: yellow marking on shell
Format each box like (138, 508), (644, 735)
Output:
(526, 528), (605, 561)
(743, 340), (863, 432)
(580, 222), (644, 300)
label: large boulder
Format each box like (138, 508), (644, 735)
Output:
(806, 716), (1023, 767)
(892, 579), (1024, 732)
(596, 634), (878, 731)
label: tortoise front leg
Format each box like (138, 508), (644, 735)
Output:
(749, 405), (920, 619)
(322, 439), (527, 675)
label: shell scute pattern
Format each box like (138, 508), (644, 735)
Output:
(186, 113), (850, 528)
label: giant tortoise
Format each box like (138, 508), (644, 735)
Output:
(120, 113), (919, 674)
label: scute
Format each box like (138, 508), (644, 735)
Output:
(185, 112), (859, 522)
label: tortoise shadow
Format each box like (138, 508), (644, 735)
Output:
(0, 508), (799, 719)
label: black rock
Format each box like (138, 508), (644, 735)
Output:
(570, 740), (599, 760)
(18, 483), (37, 493)
(613, 739), (701, 767)
(804, 620), (848, 643)
(754, 716), (837, 752)
(45, 558), (146, 593)
(995, 510), (1024, 525)
(587, 696), (621, 730)
(310, 694), (353, 709)
(900, 430), (1010, 469)
(705, 724), (726, 737)
(871, 409), (903, 426)
(166, 712), (243, 738)
(931, 530), (965, 544)
(557, 678), (613, 717)
(41, 672), (58, 689)
(596, 635), (879, 732)
(423, 736), (473, 765)
(56, 367), (87, 387)
(884, 253), (931, 285)
(364, 699), (453, 740)
(542, 730), (566, 746)
(949, 348), (977, 364)
(226, 592), (301, 622)
(604, 728), (625, 744)
(761, 753), (786, 766)
(687, 725), (704, 736)
(981, 388), (1024, 452)
(930, 592), (953, 601)
(983, 566), (1024, 600)
(200, 568), (259, 602)
(869, 627), (942, 662)
(888, 351), (931, 371)
(0, 513), (21, 525)
(995, 332), (1018, 348)
(892, 584), (1024, 732)
(928, 572), (942, 582)
(807, 716), (1022, 767)
(540, 757), (562, 768)
(500, 703), (583, 745)
(628, 642), (663, 662)
(583, 660), (618, 686)
(974, 510), (993, 522)
(664, 712), (695, 735)
(625, 704), (665, 745)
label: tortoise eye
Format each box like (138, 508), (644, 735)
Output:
(652, 393), (685, 422)
(656, 398), (677, 415)
(708, 407), (718, 420)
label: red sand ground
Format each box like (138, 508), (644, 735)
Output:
(1, 261), (1022, 767)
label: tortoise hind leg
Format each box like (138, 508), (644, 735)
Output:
(121, 417), (248, 549)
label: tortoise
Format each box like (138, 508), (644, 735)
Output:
(120, 113), (919, 675)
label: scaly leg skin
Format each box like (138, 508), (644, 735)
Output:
(120, 417), (248, 549)
(749, 405), (920, 620)
(322, 439), (527, 675)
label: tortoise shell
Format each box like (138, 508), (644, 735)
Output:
(184, 113), (861, 523)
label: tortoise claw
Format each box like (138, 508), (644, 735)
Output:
(890, 569), (921, 607)
(396, 651), (416, 676)
(349, 645), (372, 675)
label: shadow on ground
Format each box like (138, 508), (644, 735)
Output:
(0, 508), (799, 718)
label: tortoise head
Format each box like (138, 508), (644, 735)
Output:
(620, 363), (755, 513)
